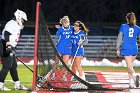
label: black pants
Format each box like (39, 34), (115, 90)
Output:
(0, 53), (19, 82)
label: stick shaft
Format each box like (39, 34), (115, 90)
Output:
(70, 46), (80, 67)
(16, 57), (34, 73)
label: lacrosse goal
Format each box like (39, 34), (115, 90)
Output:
(32, 2), (124, 92)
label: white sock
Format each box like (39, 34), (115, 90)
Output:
(132, 73), (136, 77)
(76, 71), (79, 76)
(130, 79), (134, 83)
(80, 76), (85, 80)
(132, 73), (137, 81)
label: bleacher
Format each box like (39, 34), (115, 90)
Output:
(16, 35), (140, 59)
(84, 36), (117, 59)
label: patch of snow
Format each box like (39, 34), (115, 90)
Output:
(17, 57), (140, 67)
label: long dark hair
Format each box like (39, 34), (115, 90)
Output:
(75, 21), (89, 35)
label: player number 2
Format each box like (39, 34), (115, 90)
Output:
(129, 28), (134, 37)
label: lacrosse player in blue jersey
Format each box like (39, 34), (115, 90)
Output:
(52, 16), (73, 81)
(71, 21), (89, 80)
(56, 16), (73, 60)
(116, 12), (140, 88)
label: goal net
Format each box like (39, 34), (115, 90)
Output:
(32, 2), (124, 92)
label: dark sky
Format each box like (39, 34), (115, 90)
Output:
(0, 0), (140, 23)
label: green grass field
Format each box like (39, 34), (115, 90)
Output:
(0, 65), (140, 93)
(0, 65), (33, 93)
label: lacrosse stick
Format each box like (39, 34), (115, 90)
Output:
(16, 57), (34, 72)
(70, 46), (80, 68)
(70, 34), (85, 68)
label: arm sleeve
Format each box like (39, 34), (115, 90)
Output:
(3, 31), (11, 42)
(116, 32), (123, 51)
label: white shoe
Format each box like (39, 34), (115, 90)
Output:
(129, 79), (135, 88)
(14, 81), (28, 90)
(14, 84), (28, 90)
(0, 85), (11, 91)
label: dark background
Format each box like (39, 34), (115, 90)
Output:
(0, 0), (140, 35)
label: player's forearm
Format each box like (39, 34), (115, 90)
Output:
(116, 32), (123, 51)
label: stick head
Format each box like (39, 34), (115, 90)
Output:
(79, 34), (85, 42)
(79, 34), (88, 45)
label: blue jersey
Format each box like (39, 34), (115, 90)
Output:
(120, 24), (140, 56)
(71, 30), (87, 56)
(56, 25), (73, 55)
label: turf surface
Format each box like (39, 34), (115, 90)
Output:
(0, 65), (139, 93)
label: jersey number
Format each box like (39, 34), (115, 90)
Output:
(15, 33), (20, 42)
(129, 28), (134, 37)
(65, 35), (70, 39)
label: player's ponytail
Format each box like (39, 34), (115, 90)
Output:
(76, 21), (89, 35)
(126, 12), (136, 26)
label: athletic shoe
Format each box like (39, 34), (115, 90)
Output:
(134, 75), (139, 87)
(129, 79), (135, 88)
(14, 81), (28, 90)
(14, 84), (28, 90)
(0, 85), (11, 91)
